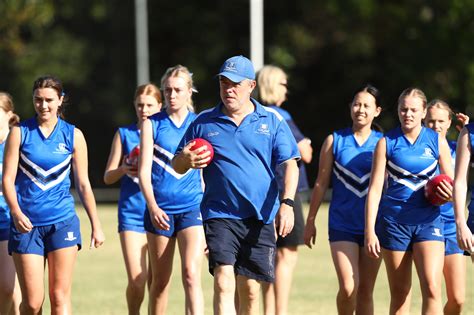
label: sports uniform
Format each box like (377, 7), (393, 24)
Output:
(0, 140), (9, 241)
(268, 105), (308, 247)
(465, 123), (474, 234)
(329, 128), (383, 246)
(377, 126), (443, 251)
(144, 111), (203, 237)
(8, 117), (81, 255)
(117, 124), (146, 233)
(177, 99), (300, 282)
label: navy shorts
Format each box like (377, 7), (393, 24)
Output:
(144, 208), (202, 237)
(467, 211), (474, 233)
(204, 217), (276, 283)
(329, 228), (364, 247)
(8, 215), (82, 256)
(443, 220), (463, 256)
(376, 215), (444, 251)
(118, 222), (146, 234)
(0, 228), (9, 241)
(276, 193), (304, 248)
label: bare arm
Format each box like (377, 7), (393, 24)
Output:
(73, 128), (105, 248)
(171, 141), (210, 174)
(453, 127), (474, 251)
(364, 137), (387, 259)
(303, 135), (333, 248)
(3, 127), (32, 232)
(275, 158), (299, 237)
(297, 138), (313, 164)
(103, 130), (136, 184)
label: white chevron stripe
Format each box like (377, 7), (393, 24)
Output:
(20, 153), (72, 176)
(386, 160), (438, 191)
(19, 163), (70, 191)
(334, 161), (371, 183)
(126, 174), (139, 184)
(333, 168), (368, 198)
(387, 171), (429, 191)
(153, 144), (190, 179)
(387, 159), (438, 177)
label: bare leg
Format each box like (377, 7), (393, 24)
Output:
(47, 246), (78, 315)
(413, 241), (444, 315)
(177, 226), (205, 315)
(0, 241), (20, 315)
(119, 231), (148, 315)
(443, 253), (465, 315)
(356, 245), (381, 315)
(382, 249), (413, 315)
(213, 265), (236, 315)
(147, 233), (175, 315)
(13, 253), (46, 315)
(236, 275), (260, 315)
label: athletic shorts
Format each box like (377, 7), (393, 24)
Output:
(467, 211), (474, 233)
(8, 215), (81, 256)
(204, 217), (276, 283)
(144, 208), (202, 237)
(329, 228), (364, 247)
(0, 228), (9, 241)
(118, 222), (146, 234)
(276, 193), (304, 248)
(443, 220), (463, 256)
(376, 215), (444, 251)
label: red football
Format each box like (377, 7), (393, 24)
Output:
(189, 138), (214, 165)
(424, 174), (453, 206)
(126, 145), (140, 168)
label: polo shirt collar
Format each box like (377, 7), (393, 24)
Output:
(211, 98), (269, 119)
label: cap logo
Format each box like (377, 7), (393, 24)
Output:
(224, 62), (237, 73)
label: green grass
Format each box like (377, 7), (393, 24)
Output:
(38, 203), (473, 314)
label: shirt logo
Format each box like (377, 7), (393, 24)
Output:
(432, 228), (443, 237)
(224, 62), (237, 72)
(207, 131), (220, 137)
(256, 123), (270, 135)
(64, 232), (77, 241)
(421, 148), (434, 159)
(54, 143), (69, 154)
(197, 213), (202, 221)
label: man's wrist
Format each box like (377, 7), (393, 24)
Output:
(280, 198), (294, 208)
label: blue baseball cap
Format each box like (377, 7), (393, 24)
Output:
(218, 55), (255, 83)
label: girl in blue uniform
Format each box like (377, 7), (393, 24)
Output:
(4, 76), (105, 314)
(304, 85), (382, 314)
(0, 92), (20, 315)
(366, 88), (453, 314)
(139, 66), (204, 315)
(104, 83), (162, 314)
(425, 100), (469, 314)
(453, 123), (474, 259)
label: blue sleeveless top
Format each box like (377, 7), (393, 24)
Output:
(16, 117), (76, 226)
(466, 123), (474, 214)
(149, 111), (203, 214)
(0, 140), (9, 229)
(381, 126), (440, 224)
(439, 140), (456, 225)
(117, 124), (146, 227)
(329, 128), (383, 234)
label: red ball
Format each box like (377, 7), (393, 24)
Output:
(424, 174), (453, 206)
(126, 145), (140, 168)
(189, 138), (214, 165)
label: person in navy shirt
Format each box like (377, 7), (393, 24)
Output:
(0, 92), (20, 315)
(104, 83), (162, 315)
(256, 65), (313, 315)
(139, 65), (205, 315)
(4, 76), (105, 314)
(303, 85), (383, 314)
(172, 55), (300, 315)
(424, 100), (469, 314)
(365, 88), (453, 314)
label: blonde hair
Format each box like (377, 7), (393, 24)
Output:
(398, 87), (427, 108)
(427, 99), (453, 119)
(0, 92), (20, 127)
(256, 65), (287, 105)
(161, 65), (195, 111)
(134, 83), (162, 104)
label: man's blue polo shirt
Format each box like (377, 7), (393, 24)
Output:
(176, 98), (300, 224)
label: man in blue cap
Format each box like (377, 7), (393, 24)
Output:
(173, 55), (300, 315)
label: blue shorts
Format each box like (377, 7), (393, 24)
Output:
(443, 221), (463, 256)
(8, 215), (82, 256)
(376, 215), (444, 251)
(118, 222), (146, 234)
(0, 228), (9, 241)
(204, 217), (276, 283)
(328, 228), (364, 247)
(468, 212), (474, 233)
(144, 208), (202, 237)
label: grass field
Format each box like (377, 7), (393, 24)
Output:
(38, 203), (473, 314)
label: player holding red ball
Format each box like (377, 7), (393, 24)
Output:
(424, 100), (469, 314)
(365, 88), (453, 314)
